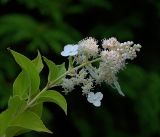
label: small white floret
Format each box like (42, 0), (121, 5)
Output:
(61, 44), (79, 56)
(87, 92), (103, 107)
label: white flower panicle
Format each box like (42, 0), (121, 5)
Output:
(61, 37), (141, 107)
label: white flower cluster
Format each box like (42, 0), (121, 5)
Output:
(61, 37), (141, 107)
(78, 37), (99, 58)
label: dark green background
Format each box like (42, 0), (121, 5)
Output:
(0, 0), (160, 137)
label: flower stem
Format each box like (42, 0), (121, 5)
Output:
(25, 84), (49, 109)
(74, 57), (101, 70)
(49, 57), (101, 88)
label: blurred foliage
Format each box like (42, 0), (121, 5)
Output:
(0, 0), (160, 137)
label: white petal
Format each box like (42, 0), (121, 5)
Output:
(64, 44), (74, 51)
(87, 92), (95, 103)
(93, 100), (101, 107)
(68, 50), (78, 56)
(95, 92), (103, 100)
(72, 44), (79, 51)
(61, 51), (68, 56)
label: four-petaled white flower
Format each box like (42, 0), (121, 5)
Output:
(87, 92), (103, 107)
(61, 44), (79, 56)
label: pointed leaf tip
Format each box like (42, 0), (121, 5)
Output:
(10, 50), (40, 96)
(43, 57), (66, 85)
(10, 111), (52, 134)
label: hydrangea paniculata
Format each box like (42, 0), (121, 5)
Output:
(61, 37), (141, 107)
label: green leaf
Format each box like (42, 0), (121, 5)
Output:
(32, 51), (44, 73)
(9, 111), (52, 134)
(8, 96), (27, 114)
(0, 109), (12, 136)
(13, 51), (43, 98)
(43, 57), (66, 85)
(29, 103), (43, 117)
(9, 49), (40, 96)
(0, 96), (27, 136)
(5, 103), (43, 137)
(13, 70), (31, 98)
(37, 90), (67, 114)
(6, 127), (29, 137)
(6, 98), (42, 137)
